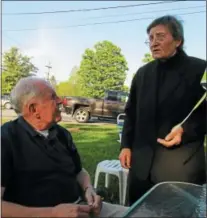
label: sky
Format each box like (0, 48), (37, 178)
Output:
(2, 1), (206, 86)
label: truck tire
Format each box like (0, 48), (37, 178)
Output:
(74, 107), (90, 123)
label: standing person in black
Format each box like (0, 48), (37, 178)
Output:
(119, 15), (206, 205)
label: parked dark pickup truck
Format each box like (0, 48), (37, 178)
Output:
(62, 90), (128, 123)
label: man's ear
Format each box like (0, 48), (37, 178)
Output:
(175, 39), (182, 48)
(29, 103), (36, 113)
(28, 103), (40, 118)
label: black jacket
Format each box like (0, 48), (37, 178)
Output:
(121, 50), (206, 184)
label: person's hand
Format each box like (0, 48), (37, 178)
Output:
(119, 148), (131, 169)
(157, 125), (184, 148)
(90, 194), (102, 217)
(84, 186), (102, 216)
(52, 203), (91, 217)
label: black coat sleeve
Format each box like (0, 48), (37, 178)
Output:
(121, 70), (139, 149)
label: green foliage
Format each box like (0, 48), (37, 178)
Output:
(68, 66), (82, 96)
(1, 47), (38, 94)
(122, 85), (129, 92)
(77, 40), (128, 98)
(56, 81), (72, 97)
(142, 53), (154, 63)
(56, 66), (82, 97)
(69, 66), (79, 78)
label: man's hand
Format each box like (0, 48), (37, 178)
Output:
(157, 125), (184, 148)
(52, 203), (91, 217)
(84, 186), (102, 216)
(119, 148), (131, 169)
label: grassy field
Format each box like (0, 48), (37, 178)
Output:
(61, 122), (120, 180)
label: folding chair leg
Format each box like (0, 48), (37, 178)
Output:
(94, 169), (100, 189)
(105, 173), (110, 188)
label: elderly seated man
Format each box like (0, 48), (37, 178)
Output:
(1, 77), (128, 218)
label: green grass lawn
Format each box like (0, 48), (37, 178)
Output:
(61, 122), (120, 181)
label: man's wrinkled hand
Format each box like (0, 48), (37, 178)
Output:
(85, 186), (102, 216)
(157, 125), (184, 148)
(119, 148), (131, 169)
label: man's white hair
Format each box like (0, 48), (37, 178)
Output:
(10, 76), (51, 115)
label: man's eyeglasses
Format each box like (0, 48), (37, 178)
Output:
(145, 33), (167, 46)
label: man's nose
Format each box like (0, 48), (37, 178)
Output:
(150, 39), (160, 48)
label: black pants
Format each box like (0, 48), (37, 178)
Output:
(127, 172), (154, 206)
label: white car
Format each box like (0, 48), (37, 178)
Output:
(1, 95), (12, 109)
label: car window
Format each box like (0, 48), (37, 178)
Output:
(117, 92), (128, 103)
(1, 95), (10, 100)
(107, 91), (118, 101)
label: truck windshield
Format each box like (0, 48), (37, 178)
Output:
(117, 92), (128, 103)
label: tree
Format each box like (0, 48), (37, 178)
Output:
(77, 40), (128, 98)
(56, 66), (83, 97)
(68, 66), (82, 96)
(69, 66), (79, 78)
(1, 47), (38, 94)
(142, 53), (154, 63)
(122, 85), (129, 92)
(49, 75), (57, 90)
(56, 81), (72, 96)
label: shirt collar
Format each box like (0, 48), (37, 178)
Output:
(18, 116), (39, 136)
(18, 116), (58, 139)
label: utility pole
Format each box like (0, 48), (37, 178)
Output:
(45, 62), (52, 82)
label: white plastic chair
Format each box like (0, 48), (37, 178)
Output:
(94, 160), (128, 205)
